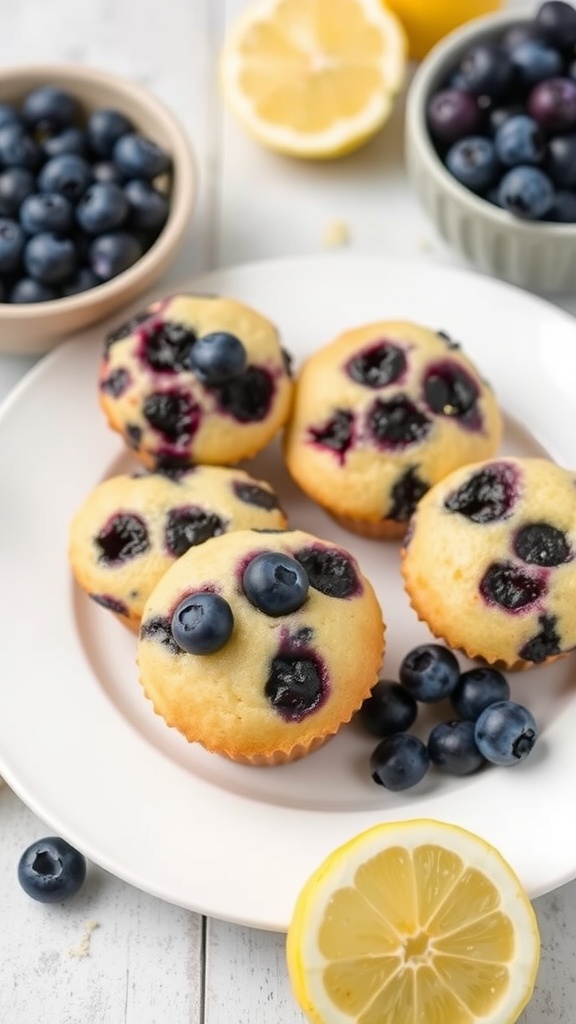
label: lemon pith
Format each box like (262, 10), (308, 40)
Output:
(287, 819), (540, 1024)
(220, 0), (407, 158)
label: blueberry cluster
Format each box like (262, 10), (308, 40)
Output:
(0, 85), (171, 303)
(360, 643), (538, 791)
(426, 1), (576, 221)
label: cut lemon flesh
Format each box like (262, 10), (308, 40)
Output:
(220, 0), (407, 158)
(286, 819), (540, 1024)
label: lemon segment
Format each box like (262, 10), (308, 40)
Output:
(286, 819), (540, 1024)
(220, 0), (407, 158)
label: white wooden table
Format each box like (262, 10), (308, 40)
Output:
(1, 1), (576, 1021)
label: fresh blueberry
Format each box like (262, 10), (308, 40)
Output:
(428, 720), (485, 775)
(497, 166), (555, 219)
(189, 331), (247, 384)
(38, 154), (93, 202)
(536, 1), (576, 49)
(22, 86), (78, 132)
(546, 134), (576, 188)
(87, 107), (134, 157)
(76, 182), (129, 234)
(487, 103), (525, 136)
(0, 167), (35, 217)
(426, 88), (483, 144)
(42, 126), (88, 160)
(18, 836), (86, 903)
(455, 43), (515, 99)
(501, 24), (544, 55)
(474, 701), (538, 766)
(359, 680), (418, 738)
(112, 133), (171, 179)
(0, 102), (21, 130)
(528, 77), (576, 132)
(61, 267), (100, 296)
(509, 39), (563, 85)
(9, 278), (57, 303)
(124, 178), (169, 230)
(370, 733), (430, 791)
(494, 115), (545, 167)
(171, 591), (234, 654)
(88, 231), (143, 281)
(450, 667), (510, 721)
(0, 217), (25, 273)
(24, 232), (76, 284)
(547, 187), (576, 220)
(20, 192), (74, 234)
(445, 136), (500, 193)
(399, 643), (460, 703)
(0, 123), (40, 169)
(92, 160), (125, 184)
(242, 551), (309, 617)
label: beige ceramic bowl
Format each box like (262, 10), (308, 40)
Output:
(0, 64), (196, 354)
(406, 11), (576, 294)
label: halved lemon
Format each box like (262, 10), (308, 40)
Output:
(219, 0), (407, 159)
(286, 819), (540, 1024)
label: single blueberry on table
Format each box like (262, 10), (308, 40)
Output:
(428, 720), (485, 776)
(450, 666), (510, 721)
(399, 643), (460, 703)
(112, 132), (171, 179)
(124, 178), (169, 231)
(20, 192), (74, 235)
(0, 123), (40, 169)
(497, 165), (555, 220)
(171, 591), (234, 654)
(9, 278), (57, 303)
(0, 217), (25, 273)
(76, 181), (129, 234)
(243, 551), (309, 617)
(18, 836), (87, 903)
(88, 107), (134, 157)
(24, 232), (76, 285)
(38, 153), (93, 202)
(359, 680), (417, 738)
(22, 85), (78, 131)
(88, 230), (143, 281)
(474, 701), (538, 766)
(370, 733), (430, 791)
(190, 331), (247, 384)
(0, 167), (35, 217)
(494, 115), (545, 167)
(445, 136), (500, 193)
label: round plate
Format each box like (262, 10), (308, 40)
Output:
(1, 255), (575, 931)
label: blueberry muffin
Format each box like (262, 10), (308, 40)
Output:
(137, 529), (385, 764)
(98, 293), (294, 468)
(401, 457), (576, 669)
(69, 465), (287, 631)
(283, 321), (502, 538)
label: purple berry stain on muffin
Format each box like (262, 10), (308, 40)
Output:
(140, 317), (196, 373)
(346, 340), (407, 388)
(233, 480), (280, 511)
(308, 409), (354, 462)
(90, 593), (129, 616)
(212, 365), (275, 423)
(140, 615), (182, 655)
(479, 560), (547, 611)
(423, 360), (481, 429)
(444, 461), (520, 523)
(368, 395), (432, 449)
(100, 366), (131, 397)
(143, 389), (201, 443)
(513, 522), (571, 566)
(519, 613), (562, 663)
(164, 506), (225, 557)
(95, 512), (149, 564)
(293, 544), (362, 598)
(265, 642), (329, 722)
(104, 307), (152, 354)
(388, 466), (429, 522)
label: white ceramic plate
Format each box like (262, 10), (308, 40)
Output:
(1, 255), (576, 932)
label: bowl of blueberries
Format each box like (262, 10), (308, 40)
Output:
(0, 63), (196, 352)
(406, 0), (576, 293)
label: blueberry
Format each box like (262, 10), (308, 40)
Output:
(309, 410), (354, 455)
(509, 39), (563, 85)
(0, 167), (35, 217)
(190, 331), (247, 384)
(171, 592), (234, 654)
(450, 667), (510, 721)
(88, 230), (143, 281)
(0, 123), (40, 169)
(76, 182), (129, 234)
(389, 466), (428, 522)
(293, 546), (358, 598)
(233, 481), (280, 511)
(536, 1), (576, 49)
(20, 192), (74, 235)
(546, 134), (576, 188)
(145, 321), (196, 372)
(474, 701), (538, 766)
(423, 362), (478, 418)
(0, 217), (25, 273)
(444, 463), (518, 523)
(87, 107), (134, 157)
(9, 278), (57, 303)
(346, 341), (407, 387)
(96, 512), (149, 564)
(243, 551), (309, 616)
(370, 733), (429, 791)
(212, 367), (273, 422)
(38, 154), (93, 202)
(445, 136), (500, 193)
(142, 390), (199, 441)
(265, 655), (324, 719)
(480, 561), (544, 611)
(487, 103), (526, 136)
(519, 613), (562, 663)
(547, 187), (576, 220)
(164, 507), (224, 557)
(497, 165), (555, 219)
(494, 115), (545, 167)
(124, 178), (169, 231)
(18, 836), (86, 903)
(501, 24), (545, 55)
(368, 396), (431, 447)
(428, 720), (485, 775)
(456, 43), (515, 99)
(22, 86), (78, 132)
(399, 643), (460, 703)
(92, 160), (125, 185)
(24, 232), (76, 285)
(513, 522), (570, 566)
(112, 133), (171, 179)
(0, 102), (21, 130)
(61, 267), (100, 296)
(359, 680), (417, 737)
(528, 77), (576, 132)
(426, 88), (482, 144)
(100, 366), (131, 396)
(42, 126), (88, 159)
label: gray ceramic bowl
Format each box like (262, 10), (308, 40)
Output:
(406, 10), (576, 294)
(0, 64), (196, 354)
